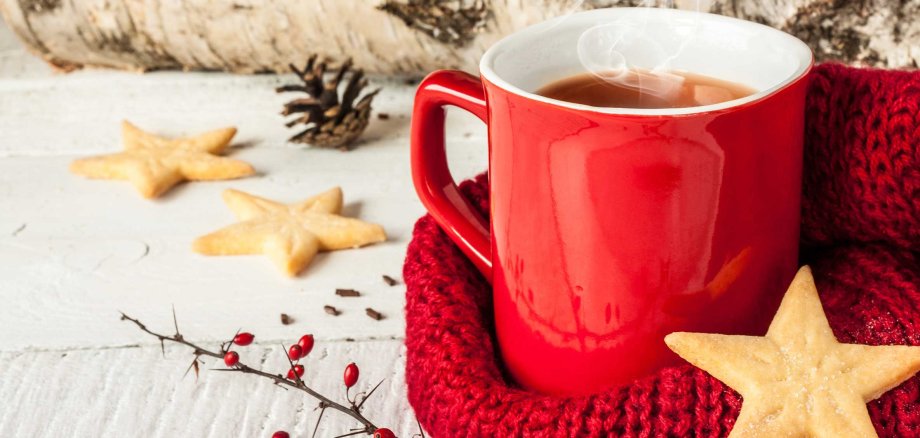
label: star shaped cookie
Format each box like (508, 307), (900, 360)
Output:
(193, 188), (386, 276)
(70, 121), (255, 198)
(666, 266), (920, 438)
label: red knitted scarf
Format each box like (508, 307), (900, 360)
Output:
(404, 63), (920, 437)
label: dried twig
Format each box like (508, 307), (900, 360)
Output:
(312, 405), (328, 438)
(334, 430), (369, 438)
(119, 312), (380, 434)
(356, 379), (386, 411)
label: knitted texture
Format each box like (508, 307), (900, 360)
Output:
(802, 63), (920, 250)
(404, 64), (920, 437)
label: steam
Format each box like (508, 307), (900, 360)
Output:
(576, 1), (702, 103)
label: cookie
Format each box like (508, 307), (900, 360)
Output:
(666, 266), (920, 438)
(193, 188), (386, 276)
(70, 121), (254, 198)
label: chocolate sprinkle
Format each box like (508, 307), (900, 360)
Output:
(335, 288), (361, 297)
(382, 275), (399, 286)
(280, 313), (293, 325)
(324, 305), (341, 316)
(365, 307), (384, 321)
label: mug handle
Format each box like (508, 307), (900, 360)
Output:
(411, 70), (492, 280)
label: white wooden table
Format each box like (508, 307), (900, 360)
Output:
(0, 18), (486, 437)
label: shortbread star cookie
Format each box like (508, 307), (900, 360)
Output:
(666, 266), (920, 438)
(70, 121), (255, 198)
(193, 188), (386, 276)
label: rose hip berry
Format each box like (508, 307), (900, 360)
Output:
(233, 332), (254, 346)
(223, 351), (239, 367)
(344, 362), (359, 388)
(287, 364), (305, 380)
(374, 428), (396, 438)
(297, 334), (315, 356)
(288, 344), (303, 360)
(271, 431), (290, 438)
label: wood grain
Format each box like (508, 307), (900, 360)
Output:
(0, 84), (487, 350)
(0, 342), (415, 437)
(0, 18), (486, 436)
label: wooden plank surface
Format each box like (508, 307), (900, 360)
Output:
(0, 342), (414, 437)
(0, 18), (487, 437)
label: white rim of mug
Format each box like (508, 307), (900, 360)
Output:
(479, 7), (814, 116)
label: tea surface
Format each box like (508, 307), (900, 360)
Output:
(537, 70), (756, 109)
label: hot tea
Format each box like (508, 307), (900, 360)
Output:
(537, 69), (756, 109)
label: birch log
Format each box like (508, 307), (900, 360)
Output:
(0, 0), (917, 75)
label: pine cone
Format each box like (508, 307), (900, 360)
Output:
(379, 0), (490, 45)
(276, 56), (379, 150)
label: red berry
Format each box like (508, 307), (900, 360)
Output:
(344, 362), (359, 388)
(288, 344), (303, 360)
(271, 431), (290, 438)
(373, 428), (396, 438)
(233, 332), (254, 346)
(287, 364), (305, 380)
(297, 334), (315, 356)
(223, 351), (239, 367)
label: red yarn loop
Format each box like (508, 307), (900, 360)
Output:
(404, 64), (920, 437)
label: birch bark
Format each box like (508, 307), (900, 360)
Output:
(0, 0), (916, 74)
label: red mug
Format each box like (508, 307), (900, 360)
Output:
(411, 8), (813, 396)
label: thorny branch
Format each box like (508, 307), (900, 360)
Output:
(120, 311), (381, 435)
